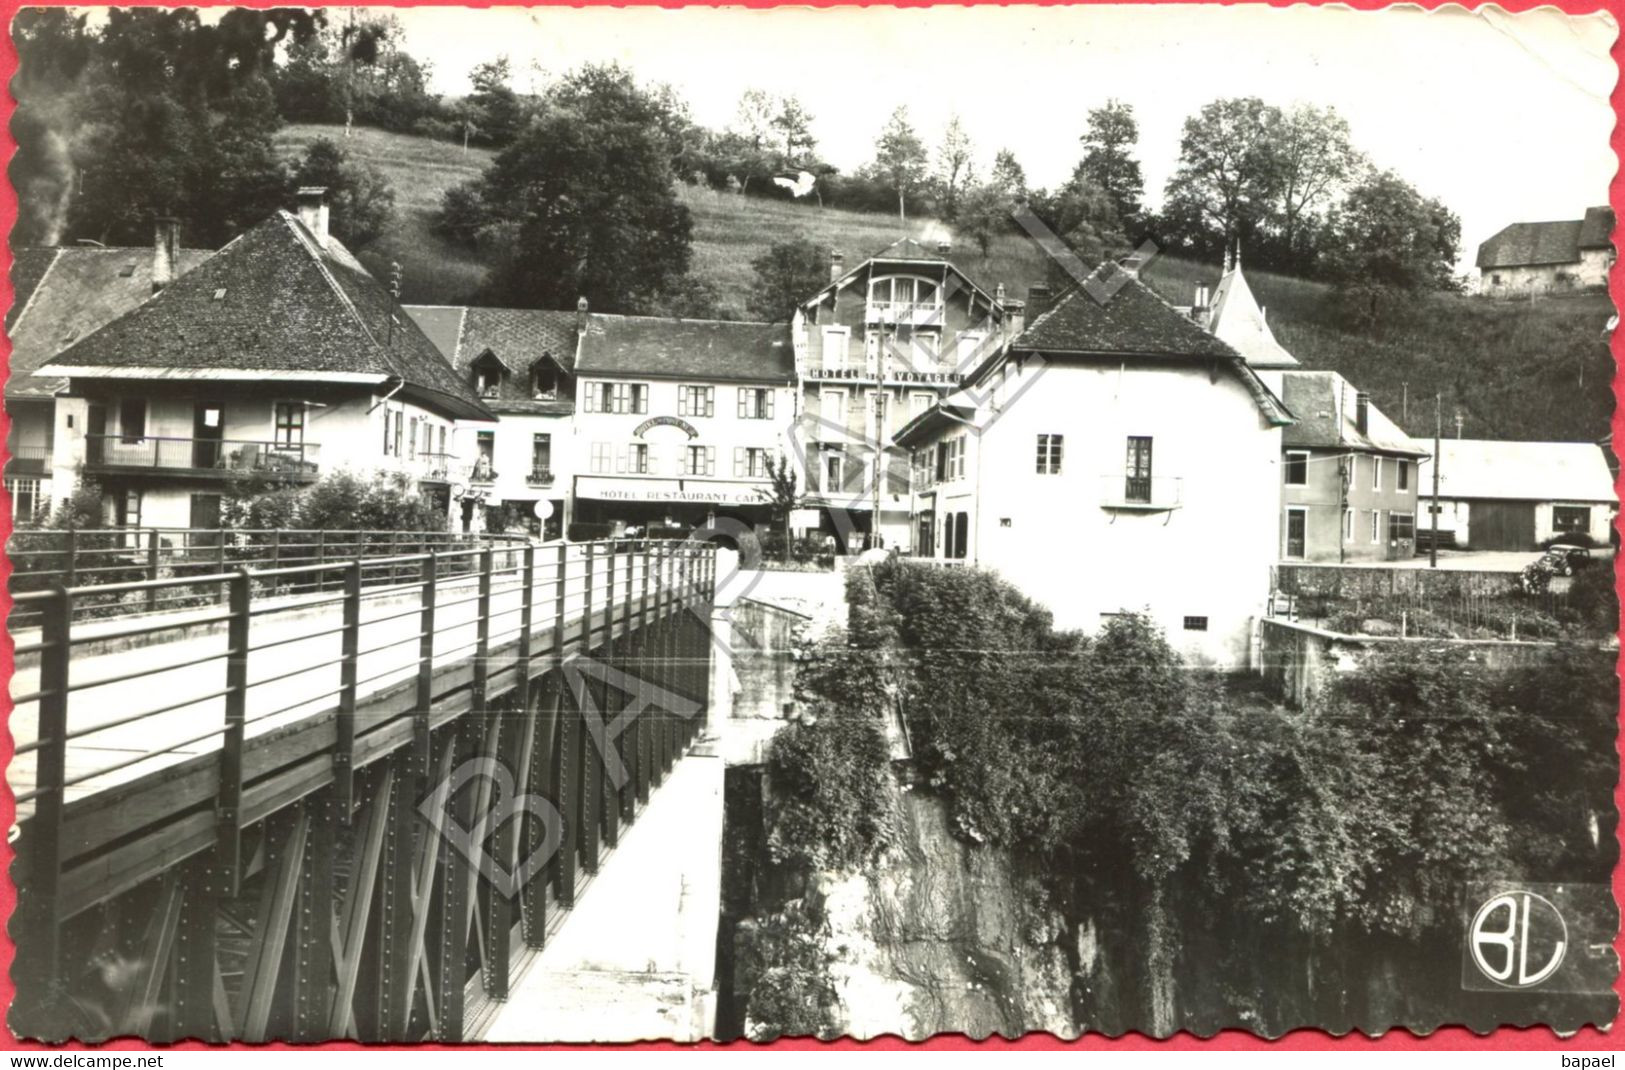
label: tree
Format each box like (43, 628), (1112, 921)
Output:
(464, 66), (694, 313)
(1326, 168), (1461, 316)
(727, 88), (777, 194)
(759, 454), (804, 563)
(870, 106), (929, 222)
(290, 137), (397, 247)
(1078, 99), (1144, 228)
(934, 114), (974, 221)
(747, 238), (828, 322)
(1162, 97), (1283, 252)
(466, 56), (526, 146)
(1031, 167), (1128, 286)
(987, 148), (1028, 203)
(771, 95), (818, 167)
(1272, 104), (1361, 267)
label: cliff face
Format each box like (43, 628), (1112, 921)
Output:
(818, 787), (1077, 1041)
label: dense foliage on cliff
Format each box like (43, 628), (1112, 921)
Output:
(859, 560), (1616, 949)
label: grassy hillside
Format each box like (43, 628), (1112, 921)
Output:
(278, 123), (1613, 444)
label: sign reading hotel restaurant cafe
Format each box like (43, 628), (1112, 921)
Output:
(634, 416), (700, 439)
(575, 476), (767, 506)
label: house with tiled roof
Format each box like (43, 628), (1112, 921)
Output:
(405, 304), (580, 538)
(5, 229), (212, 522)
(37, 190), (494, 530)
(790, 238), (1014, 548)
(894, 260), (1293, 667)
(1277, 370), (1428, 562)
(1476, 206), (1614, 296)
(566, 309), (799, 535)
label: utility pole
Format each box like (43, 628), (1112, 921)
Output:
(1429, 393), (1441, 568)
(872, 319), (887, 547)
(1401, 381), (1408, 423)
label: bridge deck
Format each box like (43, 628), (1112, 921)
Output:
(11, 541), (714, 920)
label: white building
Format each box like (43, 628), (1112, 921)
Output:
(1423, 439), (1617, 549)
(1476, 207), (1614, 297)
(37, 192), (494, 530)
(896, 262), (1294, 668)
(568, 314), (800, 537)
(405, 304), (580, 538)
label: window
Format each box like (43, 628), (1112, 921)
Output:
(824, 448), (845, 492)
(738, 387), (775, 420)
(594, 382), (614, 413)
(1553, 505), (1592, 535)
(1125, 436), (1153, 503)
(591, 442), (613, 474)
(6, 478), (40, 523)
(383, 410), (393, 455)
(735, 447), (770, 478)
(1370, 510), (1380, 544)
(1397, 459), (1410, 492)
(392, 412), (403, 458)
(679, 384), (715, 418)
(475, 367), (500, 398)
(1183, 616), (1209, 632)
(120, 488), (142, 529)
(681, 445), (716, 477)
(951, 512), (969, 559)
(1388, 512), (1415, 542)
(630, 383), (648, 414)
(1036, 434), (1063, 475)
(422, 421), (432, 457)
(909, 392), (933, 419)
(274, 402), (305, 448)
(407, 416), (419, 460)
(1372, 457), (1383, 491)
(532, 433), (552, 477)
(532, 365), (559, 399)
(821, 327), (851, 371)
(821, 389), (847, 424)
(119, 398), (147, 444)
(1284, 451), (1309, 487)
(473, 431), (495, 480)
(629, 443), (650, 474)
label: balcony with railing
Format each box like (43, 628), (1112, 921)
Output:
(866, 300), (946, 327)
(416, 451), (455, 482)
(527, 467), (556, 488)
(6, 444), (50, 476)
(1100, 474), (1182, 511)
(84, 436), (320, 481)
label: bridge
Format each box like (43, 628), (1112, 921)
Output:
(7, 532), (721, 1042)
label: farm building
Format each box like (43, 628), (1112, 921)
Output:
(1423, 439), (1617, 550)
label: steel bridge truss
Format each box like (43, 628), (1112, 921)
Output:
(10, 539), (718, 1042)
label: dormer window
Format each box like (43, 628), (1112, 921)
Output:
(867, 275), (944, 328)
(470, 350), (510, 399)
(530, 353), (570, 400)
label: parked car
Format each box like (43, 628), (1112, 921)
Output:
(1539, 543), (1593, 575)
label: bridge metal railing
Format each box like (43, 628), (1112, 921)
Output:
(7, 527), (528, 629)
(12, 538), (717, 968)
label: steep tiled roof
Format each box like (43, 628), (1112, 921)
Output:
(405, 305), (581, 417)
(1006, 262), (1292, 427)
(7, 245), (213, 399)
(1475, 209), (1614, 269)
(39, 212), (493, 421)
(1579, 205), (1614, 249)
(1207, 262), (1298, 368)
(1281, 370), (1426, 456)
(1429, 439), (1617, 503)
(1017, 262), (1246, 360)
(576, 315), (794, 384)
(871, 238), (946, 262)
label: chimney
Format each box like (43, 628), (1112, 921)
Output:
(576, 295), (589, 333)
(1355, 392), (1370, 435)
(295, 186), (330, 249)
(829, 249), (845, 284)
(152, 216), (180, 293)
(936, 240), (952, 258)
(995, 282), (1006, 304)
(1026, 284), (1052, 323)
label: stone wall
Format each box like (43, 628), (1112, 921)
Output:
(1274, 563), (1520, 601)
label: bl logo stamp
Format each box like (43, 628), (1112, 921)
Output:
(1462, 882), (1615, 994)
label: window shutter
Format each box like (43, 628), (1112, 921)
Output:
(706, 388), (715, 417)
(766, 391), (775, 419)
(737, 389), (747, 419)
(705, 446), (716, 476)
(734, 447), (745, 477)
(637, 386), (648, 414)
(616, 446), (627, 474)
